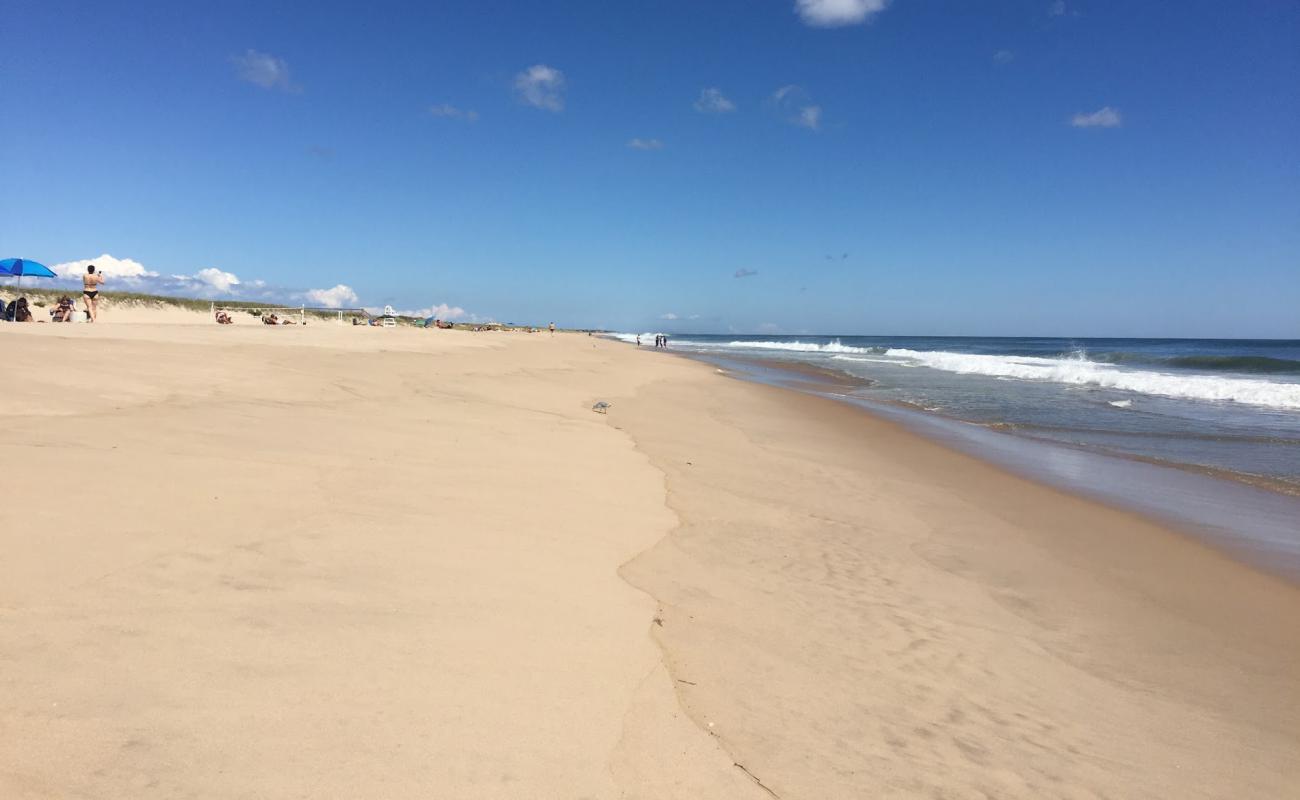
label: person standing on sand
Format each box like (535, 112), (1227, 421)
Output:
(549, 322), (556, 335)
(82, 265), (105, 322)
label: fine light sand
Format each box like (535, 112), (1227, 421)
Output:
(2, 316), (1297, 798)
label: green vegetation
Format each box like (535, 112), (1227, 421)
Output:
(0, 285), (366, 321)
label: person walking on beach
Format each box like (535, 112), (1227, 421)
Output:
(82, 265), (105, 322)
(549, 322), (556, 336)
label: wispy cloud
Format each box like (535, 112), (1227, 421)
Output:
(694, 87), (736, 114)
(795, 0), (890, 27)
(514, 64), (565, 111)
(660, 312), (679, 320)
(307, 144), (335, 160)
(797, 105), (823, 131)
(429, 104), (479, 122)
(627, 138), (664, 150)
(1049, 0), (1067, 16)
(231, 49), (298, 92)
(734, 268), (759, 279)
(770, 85), (823, 131)
(994, 49), (1015, 64)
(1070, 106), (1122, 128)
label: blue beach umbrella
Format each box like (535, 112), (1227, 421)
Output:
(1, 260), (60, 318)
(0, 258), (57, 278)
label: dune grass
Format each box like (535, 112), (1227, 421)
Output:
(1, 285), (365, 322)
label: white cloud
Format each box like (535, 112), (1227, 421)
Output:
(660, 312), (679, 320)
(49, 254), (256, 299)
(52, 253), (154, 280)
(428, 302), (467, 320)
(514, 64), (565, 111)
(1071, 106), (1122, 128)
(193, 267), (241, 293)
(304, 284), (360, 308)
(734, 268), (759, 279)
(795, 0), (889, 27)
(231, 50), (298, 92)
(627, 138), (664, 150)
(365, 302), (475, 321)
(770, 85), (823, 132)
(994, 49), (1015, 64)
(1049, 0), (1067, 16)
(694, 87), (736, 114)
(429, 104), (479, 122)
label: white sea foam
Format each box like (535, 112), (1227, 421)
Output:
(721, 339), (875, 354)
(1108, 400), (1133, 408)
(609, 332), (662, 344)
(882, 349), (1300, 411)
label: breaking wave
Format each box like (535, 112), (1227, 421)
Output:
(718, 339), (887, 355)
(883, 349), (1300, 411)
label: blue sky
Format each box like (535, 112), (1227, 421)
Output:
(3, 0), (1298, 336)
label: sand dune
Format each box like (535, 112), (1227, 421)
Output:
(2, 315), (1296, 798)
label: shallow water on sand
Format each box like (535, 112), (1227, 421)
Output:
(619, 335), (1300, 490)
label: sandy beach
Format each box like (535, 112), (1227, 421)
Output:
(2, 314), (1297, 798)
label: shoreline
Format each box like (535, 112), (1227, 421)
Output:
(662, 347), (1300, 582)
(615, 345), (1300, 798)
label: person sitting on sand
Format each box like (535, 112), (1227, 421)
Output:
(214, 310), (233, 324)
(50, 296), (76, 322)
(12, 297), (35, 323)
(82, 265), (105, 322)
(263, 313), (279, 325)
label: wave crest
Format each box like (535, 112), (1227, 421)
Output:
(722, 339), (886, 355)
(884, 349), (1300, 411)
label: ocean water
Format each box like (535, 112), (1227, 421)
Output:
(613, 334), (1300, 577)
(617, 335), (1300, 488)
